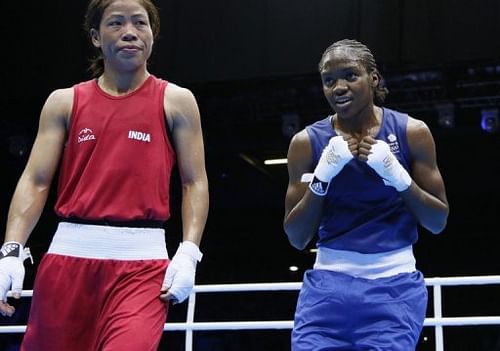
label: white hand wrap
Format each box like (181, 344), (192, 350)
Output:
(0, 241), (33, 301)
(367, 140), (412, 192)
(309, 136), (353, 196)
(162, 241), (203, 304)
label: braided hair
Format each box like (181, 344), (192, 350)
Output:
(319, 39), (389, 105)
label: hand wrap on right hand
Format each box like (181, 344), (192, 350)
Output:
(309, 136), (353, 196)
(162, 241), (203, 304)
(366, 140), (412, 192)
(0, 242), (32, 302)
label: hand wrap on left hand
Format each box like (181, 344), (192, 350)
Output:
(162, 241), (203, 304)
(0, 242), (33, 302)
(366, 140), (412, 192)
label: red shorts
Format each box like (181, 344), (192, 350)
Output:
(21, 223), (169, 351)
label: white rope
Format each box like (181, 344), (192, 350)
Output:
(192, 282), (302, 292)
(433, 284), (444, 351)
(3, 317), (500, 334)
(424, 275), (500, 285)
(1, 275), (499, 351)
(165, 321), (295, 331)
(424, 316), (500, 326)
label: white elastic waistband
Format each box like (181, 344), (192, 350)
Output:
(47, 222), (169, 260)
(313, 245), (416, 279)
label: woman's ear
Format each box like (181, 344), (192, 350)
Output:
(90, 28), (101, 48)
(371, 72), (380, 88)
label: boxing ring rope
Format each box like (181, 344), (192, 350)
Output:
(1, 275), (500, 350)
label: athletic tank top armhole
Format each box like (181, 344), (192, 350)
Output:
(400, 113), (412, 168)
(389, 108), (411, 151)
(402, 113), (410, 147)
(68, 83), (84, 135)
(384, 107), (412, 169)
(164, 117), (175, 153)
(159, 80), (177, 157)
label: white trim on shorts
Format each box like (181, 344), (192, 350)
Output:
(47, 222), (169, 260)
(313, 245), (416, 279)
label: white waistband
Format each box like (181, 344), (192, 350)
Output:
(47, 222), (169, 260)
(313, 245), (416, 279)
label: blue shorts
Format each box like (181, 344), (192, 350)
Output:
(292, 270), (427, 351)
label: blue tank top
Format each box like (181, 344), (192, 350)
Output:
(306, 108), (418, 253)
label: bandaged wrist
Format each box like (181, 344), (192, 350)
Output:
(366, 140), (412, 193)
(391, 167), (412, 192)
(313, 136), (353, 183)
(0, 242), (32, 263)
(1, 242), (22, 259)
(309, 176), (331, 196)
(177, 241), (203, 262)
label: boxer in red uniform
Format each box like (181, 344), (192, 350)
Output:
(0, 1), (209, 350)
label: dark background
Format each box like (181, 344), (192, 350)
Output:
(1, 0), (500, 350)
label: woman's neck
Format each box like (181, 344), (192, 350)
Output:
(97, 69), (150, 96)
(334, 105), (382, 139)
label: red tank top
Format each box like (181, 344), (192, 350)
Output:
(55, 75), (176, 222)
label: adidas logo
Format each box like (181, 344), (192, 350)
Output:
(128, 130), (151, 142)
(0, 243), (20, 258)
(78, 128), (96, 144)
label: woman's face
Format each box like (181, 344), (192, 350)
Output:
(320, 49), (378, 121)
(91, 0), (154, 73)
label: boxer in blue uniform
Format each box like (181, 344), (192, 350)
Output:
(284, 39), (449, 350)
